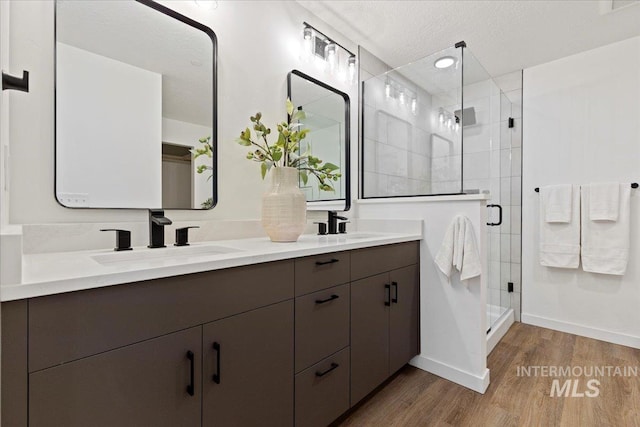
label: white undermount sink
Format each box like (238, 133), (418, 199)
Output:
(91, 244), (242, 266)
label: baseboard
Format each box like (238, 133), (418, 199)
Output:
(522, 313), (640, 349)
(409, 355), (490, 394)
(487, 309), (515, 355)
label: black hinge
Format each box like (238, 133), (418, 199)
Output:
(454, 40), (466, 48)
(507, 282), (514, 293)
(508, 117), (514, 128)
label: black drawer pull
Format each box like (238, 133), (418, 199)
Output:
(212, 342), (221, 384)
(392, 281), (398, 304)
(315, 362), (339, 377)
(315, 258), (339, 266)
(315, 294), (339, 304)
(384, 284), (391, 306)
(186, 351), (195, 396)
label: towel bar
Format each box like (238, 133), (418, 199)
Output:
(534, 183), (638, 192)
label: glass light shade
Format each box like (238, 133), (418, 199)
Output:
(347, 56), (357, 84)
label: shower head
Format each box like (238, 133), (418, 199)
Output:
(454, 107), (476, 127)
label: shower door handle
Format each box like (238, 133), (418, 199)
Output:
(487, 204), (502, 226)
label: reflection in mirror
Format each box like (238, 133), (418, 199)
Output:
(288, 70), (350, 211)
(55, 0), (217, 209)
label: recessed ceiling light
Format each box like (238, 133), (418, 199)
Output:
(434, 56), (456, 69)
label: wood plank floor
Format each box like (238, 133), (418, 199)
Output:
(336, 322), (640, 427)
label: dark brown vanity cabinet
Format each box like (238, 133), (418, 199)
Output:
(350, 243), (420, 405)
(202, 300), (294, 427)
(29, 326), (203, 427)
(1, 241), (420, 427)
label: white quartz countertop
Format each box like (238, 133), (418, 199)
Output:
(2, 231), (422, 302)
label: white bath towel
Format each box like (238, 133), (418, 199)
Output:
(588, 182), (620, 221)
(541, 184), (573, 223)
(581, 184), (631, 275)
(435, 215), (481, 281)
(539, 184), (580, 268)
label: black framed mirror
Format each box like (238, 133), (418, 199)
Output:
(287, 70), (350, 211)
(55, 0), (217, 209)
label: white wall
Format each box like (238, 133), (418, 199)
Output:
(1, 0), (10, 227)
(357, 196), (489, 393)
(6, 0), (357, 225)
(522, 36), (640, 348)
(56, 43), (162, 208)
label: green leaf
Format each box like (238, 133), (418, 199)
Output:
(272, 150), (282, 162)
(236, 137), (252, 146)
(286, 99), (294, 116)
(291, 110), (305, 122)
(300, 171), (308, 186)
(322, 162), (340, 172)
(261, 162), (268, 179)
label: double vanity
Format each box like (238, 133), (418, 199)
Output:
(1, 229), (421, 427)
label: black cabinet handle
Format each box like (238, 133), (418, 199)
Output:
(186, 351), (195, 396)
(487, 204), (503, 226)
(315, 258), (339, 266)
(392, 281), (398, 304)
(384, 284), (391, 306)
(212, 342), (221, 384)
(315, 362), (339, 377)
(315, 294), (339, 304)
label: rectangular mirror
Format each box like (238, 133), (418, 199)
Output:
(287, 70), (350, 211)
(55, 0), (217, 209)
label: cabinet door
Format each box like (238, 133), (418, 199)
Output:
(389, 264), (420, 374)
(203, 300), (294, 427)
(350, 272), (390, 405)
(29, 327), (202, 427)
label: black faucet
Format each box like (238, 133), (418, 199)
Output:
(327, 211), (348, 235)
(148, 209), (172, 248)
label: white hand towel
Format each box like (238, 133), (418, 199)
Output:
(539, 184), (580, 268)
(541, 184), (573, 223)
(435, 215), (481, 281)
(588, 182), (620, 221)
(581, 184), (630, 275)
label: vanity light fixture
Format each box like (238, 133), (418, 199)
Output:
(411, 97), (417, 115)
(398, 89), (406, 105)
(434, 55), (456, 69)
(347, 55), (357, 84)
(438, 109), (445, 124)
(384, 78), (392, 98)
(325, 41), (337, 73)
(302, 22), (357, 84)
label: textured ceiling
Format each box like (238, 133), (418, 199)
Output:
(296, 0), (640, 77)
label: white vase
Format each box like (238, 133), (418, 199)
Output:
(262, 167), (307, 242)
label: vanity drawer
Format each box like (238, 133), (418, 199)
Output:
(295, 284), (349, 373)
(28, 260), (294, 372)
(351, 241), (419, 281)
(295, 251), (350, 296)
(295, 347), (350, 427)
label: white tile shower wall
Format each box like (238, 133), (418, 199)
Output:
(362, 67), (434, 197)
(495, 70), (523, 321)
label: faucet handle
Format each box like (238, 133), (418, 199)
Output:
(338, 221), (350, 234)
(314, 222), (328, 235)
(100, 229), (132, 252)
(175, 226), (200, 247)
